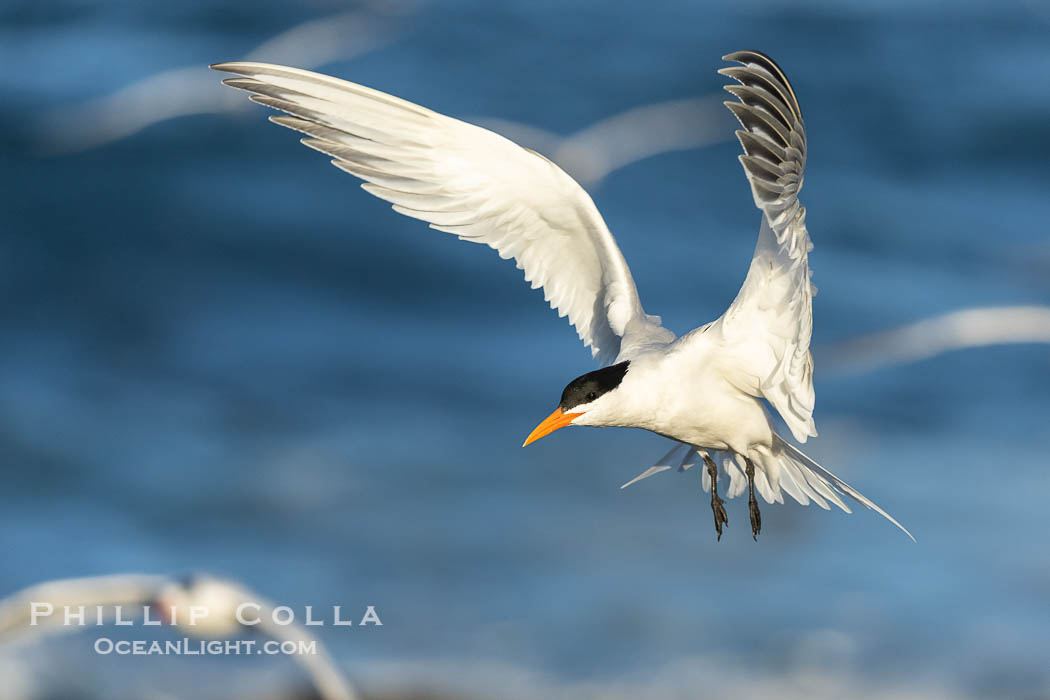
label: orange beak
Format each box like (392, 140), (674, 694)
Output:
(522, 407), (583, 447)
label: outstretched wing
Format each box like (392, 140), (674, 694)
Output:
(212, 62), (672, 365)
(713, 51), (817, 442)
(0, 574), (167, 640)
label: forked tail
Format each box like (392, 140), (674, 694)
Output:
(768, 434), (914, 540)
(622, 437), (914, 540)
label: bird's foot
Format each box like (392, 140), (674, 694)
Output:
(745, 458), (761, 541)
(748, 494), (762, 540)
(703, 454), (728, 541)
(712, 493), (729, 541)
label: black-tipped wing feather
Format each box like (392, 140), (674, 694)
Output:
(714, 51), (817, 443)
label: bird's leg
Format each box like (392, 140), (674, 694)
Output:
(702, 453), (728, 540)
(745, 458), (761, 540)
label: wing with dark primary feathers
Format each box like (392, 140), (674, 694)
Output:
(713, 51), (817, 443)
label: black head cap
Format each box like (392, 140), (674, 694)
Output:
(176, 572), (202, 590)
(559, 361), (630, 411)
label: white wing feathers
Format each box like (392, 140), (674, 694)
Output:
(0, 574), (168, 639)
(211, 62), (671, 365)
(713, 51), (817, 442)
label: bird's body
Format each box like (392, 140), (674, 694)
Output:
(212, 51), (911, 540)
(578, 334), (766, 453)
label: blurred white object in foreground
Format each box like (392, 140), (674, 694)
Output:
(479, 95), (733, 188)
(820, 305), (1050, 374)
(40, 3), (410, 154)
(0, 573), (359, 700)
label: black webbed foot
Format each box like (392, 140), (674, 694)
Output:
(745, 458), (761, 540)
(703, 453), (728, 541)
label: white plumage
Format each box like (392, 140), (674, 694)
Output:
(694, 54), (816, 443)
(217, 63), (671, 366)
(213, 51), (912, 540)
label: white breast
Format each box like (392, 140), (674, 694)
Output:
(577, 342), (775, 453)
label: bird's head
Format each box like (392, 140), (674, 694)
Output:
(151, 573), (251, 638)
(523, 361), (631, 446)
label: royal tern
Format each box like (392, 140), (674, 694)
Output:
(0, 573), (359, 700)
(212, 50), (911, 540)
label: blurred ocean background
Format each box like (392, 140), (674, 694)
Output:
(1, 0), (1049, 697)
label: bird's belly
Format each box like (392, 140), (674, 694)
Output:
(635, 378), (773, 453)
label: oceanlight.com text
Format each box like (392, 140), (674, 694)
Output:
(94, 637), (317, 656)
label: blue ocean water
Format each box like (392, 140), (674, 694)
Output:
(1, 0), (1049, 697)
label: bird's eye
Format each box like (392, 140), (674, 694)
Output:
(586, 391), (597, 402)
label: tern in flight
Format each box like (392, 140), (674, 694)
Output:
(212, 51), (912, 540)
(0, 573), (359, 700)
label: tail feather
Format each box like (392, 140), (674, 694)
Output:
(723, 454), (748, 499)
(622, 437), (914, 541)
(772, 435), (915, 541)
(776, 457), (817, 508)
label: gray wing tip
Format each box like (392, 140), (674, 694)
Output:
(210, 61), (283, 75)
(719, 52), (806, 200)
(220, 77), (263, 92)
(719, 50), (803, 123)
(720, 50), (787, 81)
(722, 49), (777, 66)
